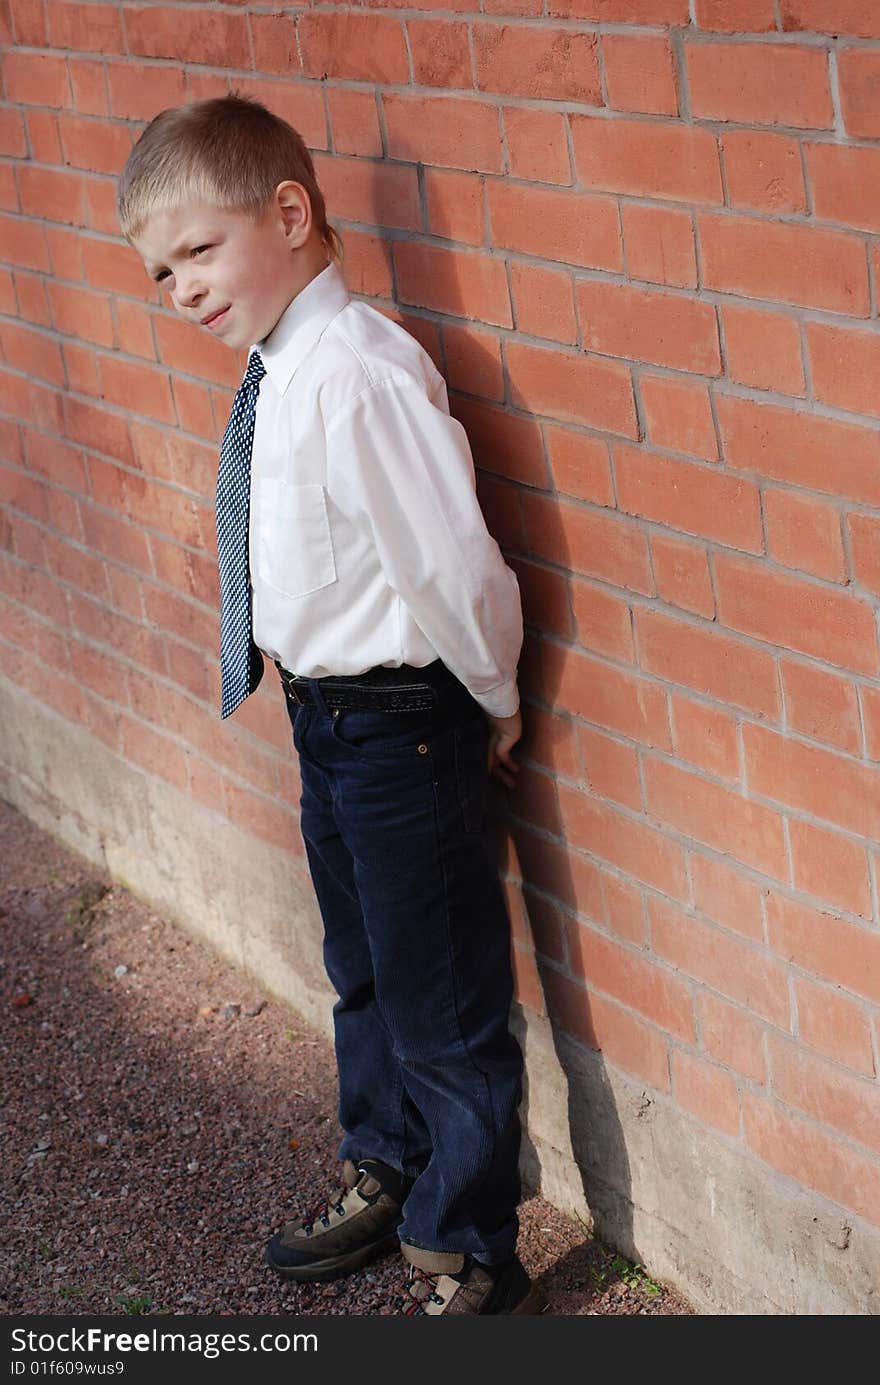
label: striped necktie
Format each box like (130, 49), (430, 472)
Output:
(216, 349), (266, 719)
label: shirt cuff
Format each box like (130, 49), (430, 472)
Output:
(470, 678), (520, 720)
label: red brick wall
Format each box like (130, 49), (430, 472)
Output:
(2, 2), (880, 1233)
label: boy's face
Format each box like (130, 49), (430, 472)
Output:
(133, 200), (302, 351)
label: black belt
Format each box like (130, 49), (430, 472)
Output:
(276, 661), (444, 712)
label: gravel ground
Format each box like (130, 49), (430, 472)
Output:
(1, 797), (694, 1318)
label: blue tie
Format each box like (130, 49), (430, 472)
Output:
(216, 349), (266, 719)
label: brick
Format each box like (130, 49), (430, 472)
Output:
(745, 1088), (880, 1229)
(80, 505), (151, 573)
(640, 376), (717, 461)
(12, 272), (49, 328)
(315, 154), (421, 235)
(327, 89), (382, 159)
(99, 357), (174, 425)
(507, 342), (637, 438)
(509, 262), (576, 344)
(780, 1), (880, 40)
(806, 142), (880, 235)
(114, 299), (155, 361)
(650, 895), (790, 1025)
(699, 213), (869, 315)
(646, 756), (787, 880)
(48, 1), (123, 52)
(578, 280), (722, 374)
(671, 694), (740, 783)
(521, 704), (581, 780)
(406, 18), (470, 89)
(691, 852), (765, 940)
(9, 0), (47, 44)
(637, 603), (781, 714)
(569, 924), (696, 1041)
(4, 51), (71, 108)
(695, 0), (776, 29)
(615, 445), (761, 551)
(544, 644), (672, 749)
(545, 426), (614, 506)
(1, 320), (65, 387)
(621, 204), (697, 291)
(58, 114), (131, 175)
(524, 492), (653, 594)
(763, 488), (846, 584)
(572, 582), (635, 664)
(838, 49), (880, 139)
(68, 59), (108, 117)
(578, 724), (642, 809)
(0, 108), (26, 158)
(687, 42), (833, 129)
(789, 818), (872, 918)
(393, 243), (510, 327)
(716, 552), (878, 676)
(63, 341), (97, 395)
(511, 558), (573, 640)
(863, 685), (880, 761)
(781, 660), (861, 755)
(602, 34), (678, 116)
(474, 23), (600, 102)
(0, 214), (49, 272)
(548, 0), (688, 19)
(745, 722), (880, 839)
(124, 5), (250, 66)
(82, 238), (156, 301)
(770, 1034), (880, 1156)
(45, 226), (84, 283)
(848, 513), (880, 597)
(249, 12), (299, 75)
(806, 321), (880, 421)
(509, 824), (606, 920)
(651, 533), (715, 619)
(47, 281), (114, 347)
(558, 784), (688, 899)
(601, 872), (646, 945)
(425, 168), (484, 247)
(672, 1049), (741, 1136)
(19, 167), (90, 228)
(721, 304), (805, 395)
(383, 95), (502, 174)
(21, 429), (86, 492)
(543, 969), (671, 1091)
(107, 61), (187, 121)
(722, 131), (807, 214)
(451, 397), (547, 487)
(442, 323), (504, 402)
(298, 12), (408, 83)
(488, 182), (621, 272)
(504, 107), (571, 186)
(571, 116), (723, 205)
(768, 892), (880, 1005)
(2, 370), (63, 436)
(697, 992), (767, 1085)
(794, 975), (875, 1078)
(717, 395), (880, 506)
(149, 535), (218, 605)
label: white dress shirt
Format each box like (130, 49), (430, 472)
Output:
(248, 262), (523, 719)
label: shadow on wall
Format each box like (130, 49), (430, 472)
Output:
(362, 165), (636, 1264)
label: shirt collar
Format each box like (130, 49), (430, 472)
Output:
(254, 261), (350, 395)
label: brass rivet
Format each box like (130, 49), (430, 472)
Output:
(332, 708), (339, 718)
(418, 743), (428, 754)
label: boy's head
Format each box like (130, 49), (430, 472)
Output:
(118, 94), (341, 351)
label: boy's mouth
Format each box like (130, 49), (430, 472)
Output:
(201, 306), (230, 330)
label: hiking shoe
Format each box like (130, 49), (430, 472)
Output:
(399, 1244), (547, 1315)
(264, 1158), (407, 1282)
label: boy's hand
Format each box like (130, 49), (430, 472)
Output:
(486, 710), (522, 789)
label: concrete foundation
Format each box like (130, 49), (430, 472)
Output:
(2, 672), (878, 1314)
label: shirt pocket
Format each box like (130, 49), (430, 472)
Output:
(253, 480), (337, 599)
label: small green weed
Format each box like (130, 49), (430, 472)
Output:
(116, 1293), (152, 1315)
(611, 1255), (661, 1297)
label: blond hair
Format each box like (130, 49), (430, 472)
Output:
(117, 93), (342, 262)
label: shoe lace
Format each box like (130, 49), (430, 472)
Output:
(401, 1265), (447, 1315)
(300, 1183), (348, 1235)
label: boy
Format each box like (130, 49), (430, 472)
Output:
(118, 95), (543, 1316)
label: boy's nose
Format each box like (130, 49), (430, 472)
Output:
(174, 273), (205, 310)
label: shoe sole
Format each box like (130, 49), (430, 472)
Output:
(264, 1226), (402, 1283)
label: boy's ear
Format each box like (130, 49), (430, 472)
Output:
(274, 180), (312, 249)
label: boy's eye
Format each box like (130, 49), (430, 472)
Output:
(154, 269), (171, 283)
(191, 245), (211, 257)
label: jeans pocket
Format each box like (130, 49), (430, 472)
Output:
(330, 707), (438, 762)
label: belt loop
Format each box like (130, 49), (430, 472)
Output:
(309, 678), (334, 718)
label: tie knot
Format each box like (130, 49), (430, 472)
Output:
(243, 350), (266, 388)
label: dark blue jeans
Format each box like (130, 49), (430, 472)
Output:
(284, 664), (523, 1263)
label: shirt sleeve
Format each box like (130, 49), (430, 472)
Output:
(325, 374), (523, 718)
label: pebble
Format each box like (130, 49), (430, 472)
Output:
(113, 965), (128, 979)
